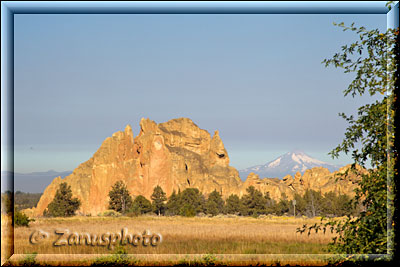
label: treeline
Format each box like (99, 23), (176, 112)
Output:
(42, 181), (359, 218)
(15, 191), (42, 210)
(1, 191), (42, 212)
(141, 185), (359, 218)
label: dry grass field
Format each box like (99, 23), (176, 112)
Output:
(5, 215), (342, 265)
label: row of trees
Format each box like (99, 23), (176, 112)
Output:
(44, 180), (359, 218)
(7, 180), (358, 219)
(106, 181), (358, 218)
(37, 180), (359, 218)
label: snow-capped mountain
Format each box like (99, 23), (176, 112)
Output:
(239, 151), (342, 180)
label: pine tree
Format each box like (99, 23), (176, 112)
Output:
(179, 188), (204, 217)
(205, 189), (224, 216)
(303, 189), (323, 217)
(108, 181), (133, 214)
(45, 182), (81, 217)
(264, 191), (276, 214)
(240, 186), (266, 217)
(225, 194), (241, 215)
(166, 190), (181, 216)
(275, 193), (290, 216)
(151, 185), (167, 216)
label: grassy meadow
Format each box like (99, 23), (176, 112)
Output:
(3, 214), (344, 265)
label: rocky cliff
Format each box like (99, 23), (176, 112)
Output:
(33, 118), (361, 216)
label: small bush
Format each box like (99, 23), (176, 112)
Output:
(202, 254), (218, 266)
(98, 210), (121, 217)
(91, 245), (138, 266)
(15, 209), (34, 227)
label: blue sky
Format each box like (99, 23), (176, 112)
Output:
(13, 13), (386, 173)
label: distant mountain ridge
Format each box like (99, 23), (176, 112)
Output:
(239, 151), (342, 180)
(1, 170), (72, 193)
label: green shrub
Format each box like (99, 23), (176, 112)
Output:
(91, 245), (138, 266)
(14, 209), (34, 227)
(180, 204), (196, 217)
(20, 252), (38, 266)
(130, 195), (152, 215)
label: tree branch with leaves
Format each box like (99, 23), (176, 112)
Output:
(297, 4), (398, 261)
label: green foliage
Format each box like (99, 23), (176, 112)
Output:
(44, 182), (81, 217)
(14, 209), (34, 227)
(298, 17), (398, 257)
(275, 193), (290, 216)
(224, 194), (241, 214)
(123, 183), (358, 218)
(20, 252), (38, 266)
(303, 190), (323, 217)
(180, 204), (196, 217)
(201, 254), (218, 266)
(263, 192), (277, 214)
(130, 195), (152, 215)
(165, 190), (180, 216)
(151, 185), (167, 216)
(178, 188), (205, 217)
(176, 254), (219, 266)
(91, 245), (139, 266)
(240, 186), (267, 217)
(322, 192), (355, 217)
(205, 190), (225, 216)
(108, 181), (133, 214)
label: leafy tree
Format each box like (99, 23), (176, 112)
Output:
(240, 186), (266, 217)
(205, 189), (224, 216)
(108, 181), (133, 214)
(298, 4), (398, 258)
(130, 195), (152, 215)
(44, 182), (81, 217)
(224, 194), (241, 215)
(151, 185), (167, 216)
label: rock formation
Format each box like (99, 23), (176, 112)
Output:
(33, 118), (241, 216)
(241, 164), (364, 200)
(33, 117), (362, 216)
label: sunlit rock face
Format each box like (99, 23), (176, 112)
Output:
(34, 118), (242, 216)
(33, 118), (362, 216)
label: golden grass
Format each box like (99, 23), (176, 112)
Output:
(14, 215), (335, 253)
(1, 214), (13, 265)
(5, 215), (342, 265)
